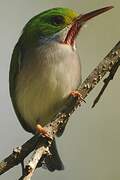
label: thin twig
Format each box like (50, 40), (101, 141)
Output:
(0, 41), (120, 179)
(21, 161), (24, 177)
(92, 58), (120, 108)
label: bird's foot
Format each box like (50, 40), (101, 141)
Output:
(70, 90), (86, 103)
(36, 124), (51, 139)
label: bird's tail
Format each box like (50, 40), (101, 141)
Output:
(44, 138), (64, 172)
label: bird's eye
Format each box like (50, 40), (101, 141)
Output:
(51, 15), (65, 26)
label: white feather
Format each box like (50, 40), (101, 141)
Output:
(15, 41), (81, 130)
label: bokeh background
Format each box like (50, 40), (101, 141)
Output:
(0, 0), (120, 179)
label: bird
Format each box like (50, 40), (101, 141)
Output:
(9, 6), (113, 171)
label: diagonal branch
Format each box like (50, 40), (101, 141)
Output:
(0, 41), (120, 180)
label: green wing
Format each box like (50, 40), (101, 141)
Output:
(9, 42), (33, 133)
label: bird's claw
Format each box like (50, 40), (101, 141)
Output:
(36, 124), (51, 139)
(70, 90), (86, 103)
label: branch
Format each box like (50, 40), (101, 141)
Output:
(0, 41), (120, 180)
(0, 135), (39, 175)
(19, 141), (50, 180)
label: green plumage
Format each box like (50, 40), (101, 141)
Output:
(9, 43), (33, 132)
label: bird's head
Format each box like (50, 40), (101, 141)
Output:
(21, 6), (113, 47)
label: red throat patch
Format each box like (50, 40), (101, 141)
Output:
(64, 18), (81, 46)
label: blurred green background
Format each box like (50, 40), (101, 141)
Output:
(0, 0), (120, 179)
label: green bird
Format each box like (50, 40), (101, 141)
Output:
(9, 6), (113, 171)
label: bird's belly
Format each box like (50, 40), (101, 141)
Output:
(15, 45), (81, 131)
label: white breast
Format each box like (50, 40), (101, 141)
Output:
(15, 42), (81, 131)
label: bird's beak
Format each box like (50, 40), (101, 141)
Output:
(64, 6), (114, 45)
